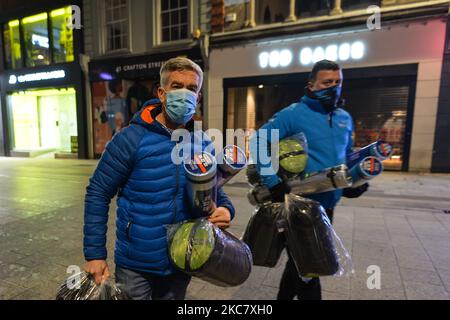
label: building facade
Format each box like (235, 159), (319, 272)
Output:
(204, 0), (450, 173)
(0, 0), (87, 158)
(82, 0), (210, 158)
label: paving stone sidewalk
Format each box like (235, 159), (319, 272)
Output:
(0, 157), (449, 300)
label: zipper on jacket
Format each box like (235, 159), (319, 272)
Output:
(328, 112), (333, 128)
(172, 143), (180, 224)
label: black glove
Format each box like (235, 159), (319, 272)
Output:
(269, 181), (291, 203)
(343, 182), (369, 198)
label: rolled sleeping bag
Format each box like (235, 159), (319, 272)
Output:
(246, 164), (352, 206)
(347, 140), (392, 169)
(184, 152), (217, 217)
(283, 194), (340, 277)
(349, 156), (383, 188)
(288, 164), (352, 196)
(168, 219), (253, 287)
(242, 202), (285, 268)
(216, 145), (248, 188)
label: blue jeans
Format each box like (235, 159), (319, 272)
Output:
(115, 266), (191, 300)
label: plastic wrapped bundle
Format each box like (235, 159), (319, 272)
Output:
(242, 202), (285, 268)
(168, 219), (252, 287)
(347, 140), (393, 169)
(56, 272), (129, 300)
(283, 194), (352, 278)
(288, 164), (352, 195)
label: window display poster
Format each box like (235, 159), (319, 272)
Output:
(91, 79), (159, 157)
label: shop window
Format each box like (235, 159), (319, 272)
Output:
(51, 6), (74, 63)
(3, 20), (23, 69)
(161, 0), (189, 42)
(22, 13), (51, 67)
(105, 0), (129, 51)
(256, 0), (290, 25)
(226, 76), (412, 171)
(342, 0), (380, 11)
(8, 88), (78, 153)
(295, 0), (330, 19)
(224, 0), (247, 32)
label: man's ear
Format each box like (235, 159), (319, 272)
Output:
(158, 87), (166, 105)
(307, 81), (314, 91)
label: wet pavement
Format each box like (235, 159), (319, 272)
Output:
(0, 157), (450, 300)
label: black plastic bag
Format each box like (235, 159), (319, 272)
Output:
(167, 219), (253, 287)
(242, 202), (285, 267)
(283, 194), (351, 277)
(56, 272), (130, 300)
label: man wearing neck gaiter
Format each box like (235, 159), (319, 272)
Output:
(251, 59), (368, 300)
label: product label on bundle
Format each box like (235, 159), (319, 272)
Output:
(224, 145), (247, 169)
(376, 142), (393, 158)
(361, 158), (382, 176)
(186, 153), (215, 175)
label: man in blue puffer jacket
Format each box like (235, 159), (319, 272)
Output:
(251, 60), (368, 300)
(83, 57), (235, 300)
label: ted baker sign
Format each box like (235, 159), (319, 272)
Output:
(258, 41), (366, 69)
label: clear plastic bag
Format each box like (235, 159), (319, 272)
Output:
(283, 194), (353, 278)
(242, 202), (285, 268)
(167, 218), (253, 287)
(56, 272), (130, 300)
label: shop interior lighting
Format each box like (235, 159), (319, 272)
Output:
(50, 7), (71, 18)
(22, 13), (48, 25)
(8, 20), (19, 27)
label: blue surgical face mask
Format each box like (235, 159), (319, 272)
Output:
(164, 88), (197, 125)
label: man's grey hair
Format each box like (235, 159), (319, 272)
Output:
(160, 57), (203, 91)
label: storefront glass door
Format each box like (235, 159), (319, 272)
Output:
(8, 88), (77, 153)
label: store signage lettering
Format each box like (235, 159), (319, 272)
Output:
(8, 70), (66, 85)
(258, 41), (366, 69)
(115, 61), (165, 74)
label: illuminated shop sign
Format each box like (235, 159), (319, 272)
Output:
(258, 41), (366, 69)
(8, 70), (66, 84)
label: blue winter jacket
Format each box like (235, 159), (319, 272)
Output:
(83, 100), (235, 275)
(251, 95), (354, 209)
